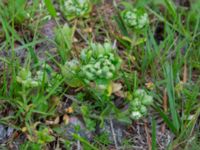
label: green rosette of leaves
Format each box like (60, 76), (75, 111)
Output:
(121, 8), (149, 29)
(128, 89), (153, 120)
(80, 42), (122, 93)
(62, 42), (122, 94)
(60, 0), (92, 20)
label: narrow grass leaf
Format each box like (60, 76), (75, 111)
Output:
(73, 134), (98, 150)
(44, 0), (57, 18)
(163, 0), (177, 17)
(155, 106), (178, 134)
(164, 63), (180, 132)
(152, 118), (157, 150)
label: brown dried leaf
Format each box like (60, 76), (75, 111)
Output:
(112, 83), (122, 93)
(63, 114), (70, 125)
(65, 107), (74, 114)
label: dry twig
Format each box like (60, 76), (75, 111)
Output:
(110, 117), (119, 150)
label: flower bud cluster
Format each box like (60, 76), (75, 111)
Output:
(80, 43), (121, 84)
(129, 89), (153, 120)
(122, 8), (148, 29)
(61, 0), (92, 20)
(17, 65), (63, 93)
(16, 68), (40, 88)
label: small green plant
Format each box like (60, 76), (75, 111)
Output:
(20, 142), (42, 150)
(16, 68), (40, 88)
(127, 89), (153, 120)
(54, 24), (76, 63)
(36, 128), (55, 144)
(60, 0), (92, 20)
(20, 127), (55, 149)
(0, 0), (40, 25)
(17, 64), (63, 94)
(14, 63), (63, 131)
(0, 0), (29, 24)
(61, 42), (123, 130)
(62, 42), (122, 94)
(94, 132), (111, 146)
(80, 42), (122, 92)
(121, 8), (149, 30)
(81, 105), (96, 131)
(114, 4), (149, 50)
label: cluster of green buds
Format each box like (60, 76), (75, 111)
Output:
(80, 42), (122, 89)
(17, 65), (63, 93)
(60, 0), (92, 20)
(121, 8), (149, 29)
(128, 89), (153, 120)
(62, 42), (122, 93)
(81, 53), (118, 83)
(16, 68), (39, 88)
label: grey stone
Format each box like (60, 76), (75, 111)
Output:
(6, 127), (14, 137)
(99, 120), (126, 144)
(0, 125), (7, 142)
(61, 117), (93, 141)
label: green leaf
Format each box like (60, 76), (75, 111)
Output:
(73, 134), (98, 150)
(114, 14), (129, 37)
(116, 112), (132, 124)
(164, 63), (180, 132)
(163, 0), (177, 18)
(54, 24), (76, 62)
(151, 118), (157, 150)
(155, 106), (178, 134)
(44, 0), (57, 17)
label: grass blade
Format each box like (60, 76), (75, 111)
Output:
(155, 106), (178, 134)
(163, 0), (177, 17)
(44, 0), (57, 18)
(152, 118), (157, 150)
(164, 63), (180, 132)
